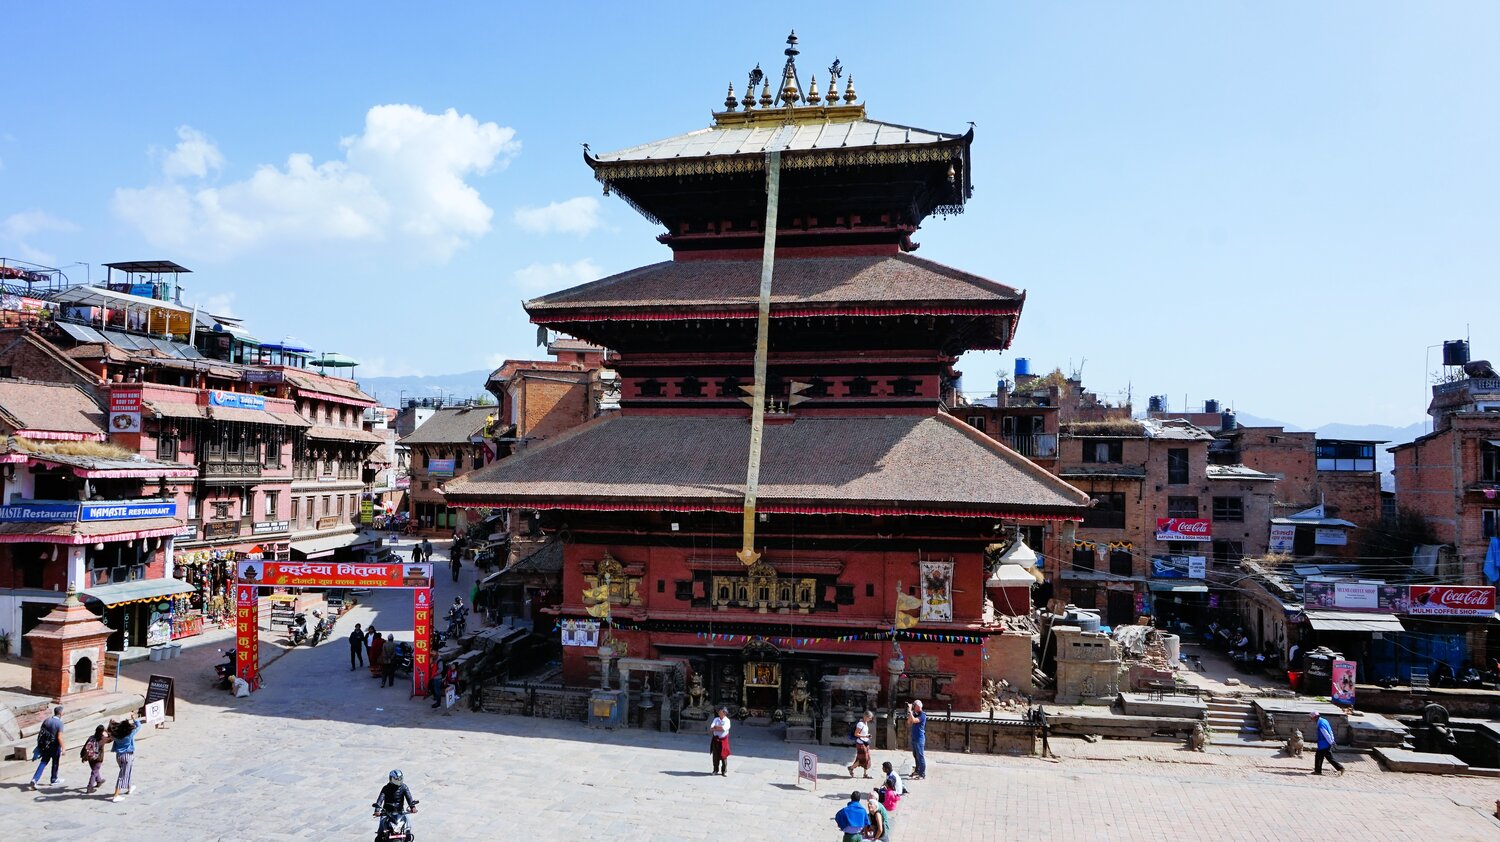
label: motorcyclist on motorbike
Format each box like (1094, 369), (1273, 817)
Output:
(372, 769), (418, 836)
(446, 597), (467, 638)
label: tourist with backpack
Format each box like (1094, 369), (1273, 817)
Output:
(29, 704), (64, 790)
(847, 710), (874, 778)
(81, 724), (106, 793)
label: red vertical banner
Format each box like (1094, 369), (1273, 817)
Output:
(234, 584), (260, 689)
(412, 587), (432, 697)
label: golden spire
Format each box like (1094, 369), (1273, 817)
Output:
(724, 83), (739, 111)
(743, 64), (764, 110)
(759, 79), (773, 108)
(843, 75), (858, 104)
(806, 74), (821, 106)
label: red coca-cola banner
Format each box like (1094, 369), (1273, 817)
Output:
(412, 587), (432, 697)
(1407, 585), (1496, 617)
(1155, 518), (1212, 542)
(235, 584), (260, 689)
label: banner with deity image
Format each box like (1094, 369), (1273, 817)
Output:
(919, 560), (954, 622)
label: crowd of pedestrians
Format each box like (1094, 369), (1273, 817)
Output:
(27, 705), (143, 803)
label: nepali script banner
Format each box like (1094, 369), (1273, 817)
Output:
(237, 560), (433, 588)
(919, 560), (954, 622)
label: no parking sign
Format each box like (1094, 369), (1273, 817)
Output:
(796, 749), (818, 790)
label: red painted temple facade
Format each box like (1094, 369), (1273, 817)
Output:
(447, 37), (1090, 713)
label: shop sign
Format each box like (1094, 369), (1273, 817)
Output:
(235, 585), (260, 690)
(109, 388), (143, 433)
(243, 369), (284, 384)
(144, 674), (176, 719)
(1314, 528), (1348, 546)
(1155, 518), (1211, 542)
(429, 458), (455, 477)
(1304, 580), (1406, 612)
(203, 521), (241, 539)
(1151, 556), (1188, 578)
(208, 391), (266, 410)
(146, 612), (171, 647)
(396, 475), (411, 490)
(1269, 523), (1297, 553)
(1187, 557), (1207, 579)
(237, 560), (432, 589)
(0, 501), (82, 523)
(316, 515), (341, 530)
(80, 500), (178, 521)
(252, 520), (289, 535)
(359, 500), (374, 524)
(1408, 585), (1496, 617)
(175, 524), (198, 540)
(1331, 660), (1357, 706)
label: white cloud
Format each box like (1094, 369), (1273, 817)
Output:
(113, 105), (520, 261)
(0, 210), (78, 265)
(513, 196), (602, 235)
(356, 357), (426, 378)
(160, 126), (224, 179)
(513, 259), (601, 291)
(195, 292), (237, 318)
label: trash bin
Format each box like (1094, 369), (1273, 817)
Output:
(1287, 671), (1304, 693)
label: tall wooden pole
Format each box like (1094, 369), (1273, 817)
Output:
(737, 148), (783, 565)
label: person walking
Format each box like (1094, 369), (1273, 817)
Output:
(847, 710), (874, 778)
(81, 724), (106, 794)
(421, 538), (433, 564)
(109, 717), (140, 802)
(833, 791), (869, 842)
(709, 706), (732, 776)
(905, 700), (928, 780)
(368, 627), (385, 678)
(380, 634), (398, 688)
(29, 704), (64, 790)
(1310, 711), (1345, 776)
(349, 623), (367, 671)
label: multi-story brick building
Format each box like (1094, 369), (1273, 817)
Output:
(400, 404), (493, 535)
(1054, 416), (1277, 627)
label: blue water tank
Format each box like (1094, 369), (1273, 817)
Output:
(1014, 358), (1031, 377)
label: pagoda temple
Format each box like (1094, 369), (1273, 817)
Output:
(446, 33), (1091, 714)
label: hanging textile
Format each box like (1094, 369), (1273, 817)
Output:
(919, 559), (954, 622)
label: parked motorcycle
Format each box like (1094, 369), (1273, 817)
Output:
(286, 613), (309, 646)
(373, 803), (418, 842)
(308, 610), (333, 646)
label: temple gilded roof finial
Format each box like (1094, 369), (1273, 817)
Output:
(725, 84), (739, 111)
(806, 74), (821, 106)
(843, 75), (858, 104)
(777, 29), (802, 107)
(759, 79), (773, 108)
(743, 65), (763, 110)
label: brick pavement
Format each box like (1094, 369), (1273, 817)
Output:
(1, 539), (1497, 840)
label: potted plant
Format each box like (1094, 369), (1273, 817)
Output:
(0, 629), (12, 658)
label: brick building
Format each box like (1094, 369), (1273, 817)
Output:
(1054, 417), (1277, 628)
(400, 405), (493, 535)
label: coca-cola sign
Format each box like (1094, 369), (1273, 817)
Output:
(1155, 518), (1212, 542)
(1407, 585), (1496, 617)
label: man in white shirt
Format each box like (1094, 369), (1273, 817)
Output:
(709, 707), (732, 776)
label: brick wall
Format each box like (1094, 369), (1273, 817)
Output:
(0, 330), (99, 387)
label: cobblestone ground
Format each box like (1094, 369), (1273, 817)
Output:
(4, 539), (1500, 840)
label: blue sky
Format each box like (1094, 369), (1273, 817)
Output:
(2, 3), (1494, 427)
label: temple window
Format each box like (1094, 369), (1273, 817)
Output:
(889, 377), (919, 397)
(717, 376), (742, 398)
(847, 377), (873, 397)
(638, 378), (665, 398)
(678, 377), (705, 398)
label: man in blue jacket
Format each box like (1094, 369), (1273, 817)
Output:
(1310, 711), (1344, 776)
(834, 791), (869, 841)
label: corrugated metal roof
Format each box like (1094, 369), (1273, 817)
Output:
(593, 118), (961, 163)
(1304, 611), (1404, 633)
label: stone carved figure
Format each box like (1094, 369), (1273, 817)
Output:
(686, 672), (708, 711)
(1187, 722), (1208, 752)
(1284, 728), (1305, 757)
(790, 674), (811, 716)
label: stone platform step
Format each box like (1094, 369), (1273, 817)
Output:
(1374, 746), (1469, 774)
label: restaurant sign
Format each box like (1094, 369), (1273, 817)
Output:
(0, 500), (177, 523)
(1155, 518), (1211, 542)
(1408, 585), (1496, 617)
(209, 391), (267, 410)
(1304, 580), (1406, 613)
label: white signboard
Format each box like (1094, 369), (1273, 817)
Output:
(1315, 528), (1348, 546)
(796, 749), (818, 789)
(1336, 582), (1378, 610)
(1187, 557), (1207, 579)
(144, 699), (165, 726)
(560, 619), (600, 647)
(1269, 523), (1297, 553)
(444, 685), (458, 709)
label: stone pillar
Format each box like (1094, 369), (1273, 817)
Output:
(162, 536), (176, 579)
(65, 546), (86, 593)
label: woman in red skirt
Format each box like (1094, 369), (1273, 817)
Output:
(709, 706), (732, 776)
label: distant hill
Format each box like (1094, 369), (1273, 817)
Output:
(358, 369), (492, 407)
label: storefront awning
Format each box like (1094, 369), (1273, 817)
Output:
(83, 576), (196, 608)
(290, 532), (357, 559)
(1147, 581), (1208, 593)
(1304, 610), (1405, 633)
